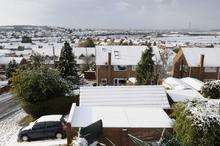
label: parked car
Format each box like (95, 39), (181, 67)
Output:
(18, 115), (67, 142)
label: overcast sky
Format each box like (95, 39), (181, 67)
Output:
(0, 0), (219, 29)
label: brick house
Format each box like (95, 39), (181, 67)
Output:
(96, 46), (162, 85)
(172, 47), (220, 82)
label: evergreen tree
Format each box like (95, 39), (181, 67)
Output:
(136, 47), (155, 85)
(6, 60), (18, 78)
(58, 41), (79, 84)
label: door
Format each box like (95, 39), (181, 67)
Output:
(29, 122), (46, 139)
(45, 122), (60, 138)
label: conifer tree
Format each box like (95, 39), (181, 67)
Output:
(58, 41), (79, 84)
(6, 60), (18, 78)
(136, 47), (155, 85)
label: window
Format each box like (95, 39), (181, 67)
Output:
(132, 65), (137, 71)
(204, 67), (217, 73)
(114, 51), (120, 59)
(113, 65), (127, 71)
(33, 122), (46, 130)
(113, 78), (127, 86)
(46, 122), (59, 128)
(100, 78), (107, 86)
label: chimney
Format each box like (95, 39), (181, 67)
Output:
(200, 54), (204, 67)
(108, 52), (111, 65)
(199, 54), (205, 80)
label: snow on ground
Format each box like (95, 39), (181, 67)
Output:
(0, 110), (26, 146)
(7, 139), (67, 146)
(0, 110), (67, 146)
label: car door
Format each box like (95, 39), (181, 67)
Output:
(45, 122), (60, 138)
(29, 122), (46, 140)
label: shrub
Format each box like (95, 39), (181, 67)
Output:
(173, 100), (220, 146)
(21, 36), (32, 43)
(201, 80), (220, 99)
(12, 67), (77, 118)
(6, 60), (18, 78)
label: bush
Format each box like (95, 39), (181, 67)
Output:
(173, 100), (220, 146)
(201, 80), (220, 99)
(21, 36), (32, 43)
(12, 66), (77, 118)
(21, 95), (79, 118)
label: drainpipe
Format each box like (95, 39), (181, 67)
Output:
(199, 54), (205, 81)
(108, 52), (112, 85)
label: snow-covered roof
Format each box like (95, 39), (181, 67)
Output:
(95, 46), (162, 65)
(0, 57), (23, 65)
(163, 77), (205, 102)
(167, 89), (204, 102)
(36, 115), (63, 123)
(69, 104), (173, 128)
(181, 77), (204, 91)
(182, 47), (220, 67)
(80, 85), (170, 109)
(163, 77), (193, 90)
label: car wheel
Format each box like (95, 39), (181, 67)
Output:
(22, 135), (28, 141)
(55, 133), (63, 139)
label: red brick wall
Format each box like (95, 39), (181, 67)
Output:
(97, 65), (136, 85)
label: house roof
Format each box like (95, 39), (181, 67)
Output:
(68, 104), (173, 128)
(95, 46), (162, 65)
(80, 85), (170, 109)
(182, 47), (220, 67)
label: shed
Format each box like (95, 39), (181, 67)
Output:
(80, 85), (170, 109)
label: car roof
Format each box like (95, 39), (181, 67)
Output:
(36, 115), (63, 123)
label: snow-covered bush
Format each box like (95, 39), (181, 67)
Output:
(202, 80), (220, 99)
(12, 66), (78, 118)
(173, 100), (220, 146)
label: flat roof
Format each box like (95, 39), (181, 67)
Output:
(69, 104), (173, 128)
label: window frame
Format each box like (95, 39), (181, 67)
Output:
(113, 65), (128, 71)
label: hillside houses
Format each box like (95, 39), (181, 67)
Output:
(172, 47), (220, 82)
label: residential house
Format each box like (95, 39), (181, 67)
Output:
(96, 46), (162, 85)
(172, 47), (220, 82)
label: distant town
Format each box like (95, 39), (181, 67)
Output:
(0, 25), (220, 146)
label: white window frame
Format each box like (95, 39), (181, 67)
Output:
(113, 65), (128, 71)
(204, 67), (217, 73)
